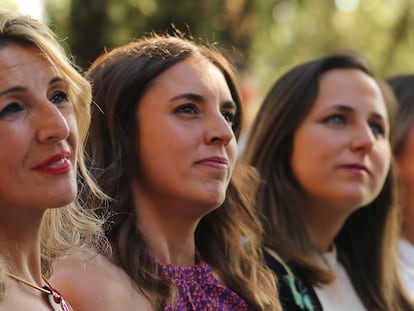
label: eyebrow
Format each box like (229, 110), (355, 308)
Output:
(49, 76), (66, 85)
(0, 76), (66, 97)
(332, 104), (385, 121)
(169, 92), (237, 110)
(0, 86), (26, 97)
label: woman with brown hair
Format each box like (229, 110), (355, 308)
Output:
(51, 34), (281, 311)
(243, 54), (413, 311)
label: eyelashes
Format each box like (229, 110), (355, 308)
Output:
(0, 102), (23, 118)
(221, 111), (235, 126)
(368, 122), (384, 136)
(174, 103), (236, 126)
(0, 90), (69, 119)
(322, 114), (346, 126)
(321, 113), (385, 137)
(50, 91), (69, 105)
(174, 103), (198, 115)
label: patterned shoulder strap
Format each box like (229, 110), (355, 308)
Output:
(264, 247), (319, 311)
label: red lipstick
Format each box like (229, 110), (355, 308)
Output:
(33, 151), (72, 175)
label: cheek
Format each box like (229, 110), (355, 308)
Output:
(290, 131), (312, 179)
(228, 139), (238, 168)
(290, 151), (313, 186)
(68, 116), (79, 150)
(375, 143), (391, 175)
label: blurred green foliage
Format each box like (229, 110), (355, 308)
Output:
(251, 0), (414, 91)
(44, 0), (255, 70)
(43, 0), (414, 92)
(0, 0), (19, 11)
(4, 0), (413, 99)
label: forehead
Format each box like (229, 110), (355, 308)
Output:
(0, 43), (55, 75)
(167, 57), (223, 79)
(149, 57), (232, 98)
(313, 68), (388, 117)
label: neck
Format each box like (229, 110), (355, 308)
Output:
(139, 215), (197, 265)
(132, 187), (199, 265)
(0, 208), (44, 280)
(302, 202), (351, 252)
(144, 231), (196, 265)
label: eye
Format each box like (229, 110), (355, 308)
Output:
(174, 103), (199, 115)
(0, 102), (23, 118)
(369, 122), (384, 136)
(50, 91), (68, 105)
(323, 114), (346, 125)
(222, 111), (236, 126)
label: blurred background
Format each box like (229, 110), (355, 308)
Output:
(1, 0), (414, 122)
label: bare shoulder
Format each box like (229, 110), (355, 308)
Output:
(50, 250), (152, 311)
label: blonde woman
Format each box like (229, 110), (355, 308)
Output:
(0, 9), (105, 310)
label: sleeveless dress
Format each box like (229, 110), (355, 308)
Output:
(158, 253), (248, 310)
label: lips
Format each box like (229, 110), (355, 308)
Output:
(195, 156), (229, 169)
(33, 151), (72, 175)
(339, 163), (371, 175)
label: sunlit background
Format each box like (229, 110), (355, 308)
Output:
(1, 0), (44, 20)
(1, 0), (413, 125)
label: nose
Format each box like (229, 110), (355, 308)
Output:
(36, 103), (70, 143)
(204, 111), (235, 146)
(350, 122), (375, 154)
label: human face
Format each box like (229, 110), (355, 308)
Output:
(134, 57), (237, 219)
(0, 44), (78, 214)
(291, 68), (391, 218)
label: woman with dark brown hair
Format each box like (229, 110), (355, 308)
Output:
(51, 34), (281, 311)
(243, 54), (413, 311)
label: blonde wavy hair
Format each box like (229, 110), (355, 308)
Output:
(0, 9), (107, 297)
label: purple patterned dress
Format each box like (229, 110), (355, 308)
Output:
(159, 253), (249, 310)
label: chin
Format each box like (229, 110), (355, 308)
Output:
(338, 195), (375, 212)
(48, 197), (76, 209)
(197, 196), (226, 213)
(45, 188), (77, 209)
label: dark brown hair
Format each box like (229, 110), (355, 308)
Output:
(85, 33), (279, 310)
(243, 54), (412, 310)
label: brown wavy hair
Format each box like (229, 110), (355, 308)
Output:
(243, 54), (412, 311)
(85, 33), (280, 310)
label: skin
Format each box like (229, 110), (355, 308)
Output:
(51, 56), (238, 310)
(133, 56), (237, 265)
(395, 124), (414, 245)
(290, 68), (391, 252)
(0, 43), (78, 309)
